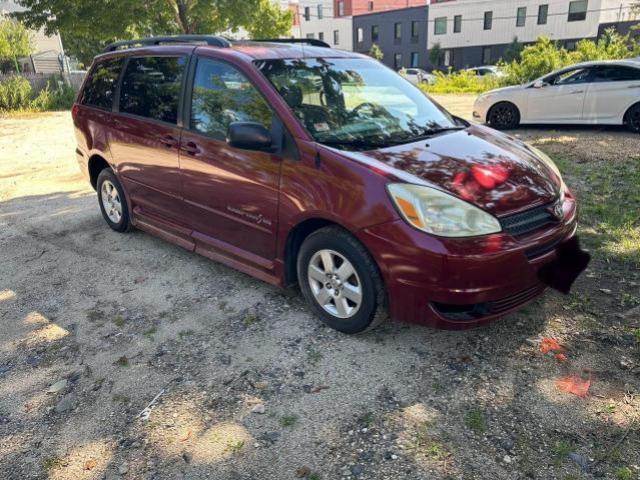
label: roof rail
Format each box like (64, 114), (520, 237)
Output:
(249, 38), (331, 48)
(103, 35), (231, 52)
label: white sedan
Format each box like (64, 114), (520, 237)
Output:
(473, 60), (640, 132)
(401, 68), (436, 85)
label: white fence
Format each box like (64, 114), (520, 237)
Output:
(0, 71), (86, 92)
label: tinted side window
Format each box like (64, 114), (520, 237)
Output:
(81, 58), (124, 110)
(594, 66), (640, 82)
(552, 68), (591, 85)
(190, 58), (273, 140)
(119, 56), (186, 124)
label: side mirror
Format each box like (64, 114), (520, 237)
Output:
(227, 122), (273, 151)
(533, 79), (546, 89)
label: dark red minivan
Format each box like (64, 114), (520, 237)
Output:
(72, 36), (587, 333)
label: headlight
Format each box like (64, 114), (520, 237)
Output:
(387, 183), (502, 237)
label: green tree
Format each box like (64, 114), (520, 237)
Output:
(14, 0), (292, 65)
(0, 18), (33, 73)
(428, 42), (444, 66)
(368, 43), (383, 61)
(503, 36), (524, 62)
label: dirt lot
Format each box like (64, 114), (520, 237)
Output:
(1, 96), (639, 480)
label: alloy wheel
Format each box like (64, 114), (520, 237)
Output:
(101, 180), (122, 223)
(307, 249), (362, 319)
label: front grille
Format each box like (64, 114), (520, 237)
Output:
(500, 201), (559, 237)
(525, 237), (562, 260)
(432, 284), (545, 321)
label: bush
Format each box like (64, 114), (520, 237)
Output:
(420, 69), (502, 94)
(0, 75), (32, 111)
(30, 77), (76, 111)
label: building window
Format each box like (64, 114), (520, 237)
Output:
(516, 7), (526, 27)
(394, 53), (402, 70)
(568, 0), (588, 22)
(333, 30), (339, 45)
(565, 40), (577, 50)
(411, 21), (419, 38)
(317, 4), (323, 19)
(318, 32), (324, 41)
(337, 0), (345, 16)
(538, 4), (548, 25)
(304, 6), (310, 21)
(368, 1), (374, 11)
(306, 33), (315, 39)
(453, 15), (462, 33)
(482, 46), (491, 64)
(434, 17), (447, 35)
(394, 23), (401, 40)
(357, 27), (364, 43)
(483, 11), (493, 30)
(410, 52), (419, 67)
(371, 25), (379, 41)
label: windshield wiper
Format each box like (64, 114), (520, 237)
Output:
(321, 138), (397, 151)
(420, 126), (466, 137)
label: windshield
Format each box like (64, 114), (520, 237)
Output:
(257, 57), (461, 151)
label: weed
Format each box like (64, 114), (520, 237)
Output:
(306, 349), (323, 365)
(144, 326), (157, 338)
(463, 407), (486, 434)
(178, 329), (194, 340)
(308, 474), (321, 480)
(44, 456), (68, 471)
(242, 312), (258, 326)
(616, 466), (633, 480)
(226, 440), (245, 453)
(280, 414), (298, 427)
(112, 394), (130, 403)
(551, 440), (574, 466)
(632, 329), (640, 343)
(86, 307), (104, 322)
(114, 356), (129, 367)
(112, 315), (125, 327)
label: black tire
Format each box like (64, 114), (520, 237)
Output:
(487, 102), (520, 130)
(96, 169), (131, 233)
(297, 226), (387, 334)
(625, 103), (640, 133)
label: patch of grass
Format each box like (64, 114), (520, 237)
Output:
(463, 407), (486, 434)
(615, 466), (634, 480)
(225, 439), (245, 453)
(280, 414), (298, 427)
(112, 315), (125, 327)
(358, 412), (374, 428)
(112, 394), (130, 403)
(144, 326), (157, 338)
(552, 155), (640, 268)
(409, 422), (449, 461)
(306, 349), (323, 365)
(551, 440), (574, 467)
(308, 474), (321, 480)
(44, 455), (68, 471)
(242, 312), (259, 326)
(632, 329), (640, 343)
(86, 307), (105, 322)
(178, 329), (194, 340)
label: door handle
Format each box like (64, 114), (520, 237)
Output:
(570, 90), (584, 94)
(157, 134), (178, 149)
(182, 141), (202, 156)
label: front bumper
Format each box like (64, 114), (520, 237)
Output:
(357, 199), (578, 329)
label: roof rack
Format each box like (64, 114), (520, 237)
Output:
(250, 38), (331, 48)
(103, 35), (231, 52)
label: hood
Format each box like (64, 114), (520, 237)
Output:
(481, 85), (523, 97)
(341, 125), (561, 217)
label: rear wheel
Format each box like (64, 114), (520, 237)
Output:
(297, 226), (386, 334)
(625, 103), (640, 133)
(487, 102), (520, 130)
(97, 169), (131, 232)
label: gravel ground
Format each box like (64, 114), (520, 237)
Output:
(1, 103), (639, 480)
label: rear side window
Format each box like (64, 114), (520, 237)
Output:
(190, 58), (273, 140)
(119, 56), (186, 124)
(593, 66), (640, 82)
(81, 58), (124, 110)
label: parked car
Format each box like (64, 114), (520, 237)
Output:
(401, 68), (436, 85)
(73, 35), (587, 333)
(473, 59), (640, 131)
(465, 66), (504, 77)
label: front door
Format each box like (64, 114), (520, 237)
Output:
(526, 67), (592, 123)
(109, 54), (189, 227)
(179, 57), (283, 263)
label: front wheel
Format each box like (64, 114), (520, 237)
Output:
(625, 103), (640, 133)
(487, 102), (520, 130)
(297, 226), (387, 334)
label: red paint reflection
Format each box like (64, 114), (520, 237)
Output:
(452, 164), (511, 201)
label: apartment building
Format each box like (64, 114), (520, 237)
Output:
(352, 6), (429, 70)
(427, 0), (640, 69)
(294, 0), (429, 69)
